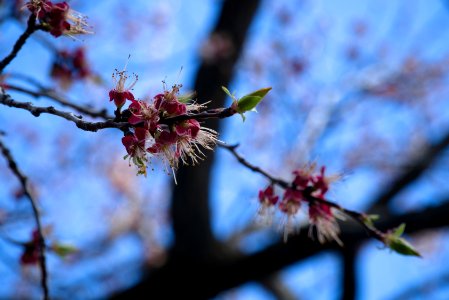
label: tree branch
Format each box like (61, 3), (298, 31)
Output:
(370, 131), (449, 209)
(0, 14), (40, 74)
(4, 83), (112, 119)
(0, 91), (129, 132)
(0, 138), (49, 300)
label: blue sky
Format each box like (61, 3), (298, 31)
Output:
(1, 0), (449, 299)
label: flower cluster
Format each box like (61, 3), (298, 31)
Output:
(110, 70), (218, 176)
(26, 0), (91, 37)
(50, 47), (90, 89)
(258, 164), (344, 244)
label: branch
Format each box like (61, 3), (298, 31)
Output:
(218, 142), (386, 243)
(162, 107), (236, 124)
(0, 91), (129, 132)
(0, 14), (41, 74)
(4, 83), (112, 119)
(0, 138), (49, 300)
(341, 247), (357, 300)
(370, 131), (449, 209)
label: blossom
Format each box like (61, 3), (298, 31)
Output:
(128, 100), (159, 132)
(114, 81), (218, 176)
(310, 166), (331, 198)
(153, 85), (187, 117)
(279, 188), (302, 242)
(147, 127), (179, 169)
(109, 67), (138, 109)
(50, 47), (91, 89)
(258, 185), (279, 206)
(257, 185), (279, 224)
(308, 202), (344, 246)
(27, 1), (92, 38)
(122, 127), (154, 176)
(292, 162), (316, 188)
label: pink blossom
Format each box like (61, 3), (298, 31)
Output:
(27, 1), (91, 38)
(109, 68), (137, 109)
(308, 202), (344, 246)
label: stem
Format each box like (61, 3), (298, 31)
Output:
(0, 139), (49, 300)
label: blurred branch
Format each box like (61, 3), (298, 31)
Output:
(370, 131), (449, 209)
(341, 247), (357, 300)
(212, 200), (449, 297)
(0, 138), (49, 300)
(0, 91), (129, 132)
(260, 275), (299, 300)
(389, 271), (449, 300)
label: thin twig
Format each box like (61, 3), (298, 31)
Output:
(0, 91), (129, 132)
(0, 14), (41, 74)
(0, 139), (49, 300)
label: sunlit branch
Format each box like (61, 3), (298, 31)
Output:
(0, 138), (49, 300)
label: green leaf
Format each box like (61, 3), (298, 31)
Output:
(244, 87), (272, 98)
(362, 214), (379, 227)
(237, 96), (262, 113)
(393, 223), (406, 237)
(221, 86), (237, 102)
(51, 243), (78, 258)
(387, 236), (421, 257)
(237, 87), (272, 113)
(384, 223), (421, 257)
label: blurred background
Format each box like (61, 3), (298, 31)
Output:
(1, 0), (449, 299)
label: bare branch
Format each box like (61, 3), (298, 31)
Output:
(0, 91), (129, 132)
(370, 132), (449, 209)
(0, 138), (49, 300)
(0, 14), (41, 74)
(4, 83), (112, 119)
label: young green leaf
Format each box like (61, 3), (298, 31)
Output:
(243, 87), (272, 99)
(383, 223), (421, 257)
(393, 223), (406, 237)
(387, 236), (421, 257)
(237, 87), (272, 115)
(237, 96), (262, 113)
(51, 243), (78, 258)
(221, 86), (237, 102)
